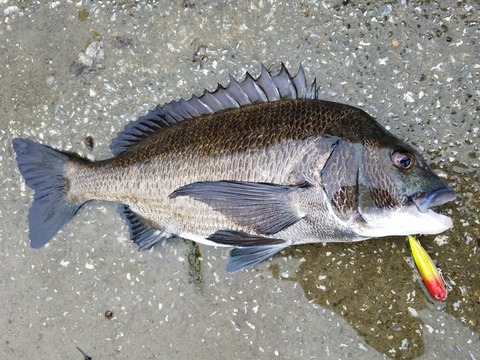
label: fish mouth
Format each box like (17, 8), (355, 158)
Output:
(353, 186), (456, 238)
(412, 187), (457, 213)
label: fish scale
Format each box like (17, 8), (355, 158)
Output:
(12, 64), (456, 272)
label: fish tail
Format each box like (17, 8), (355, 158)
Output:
(12, 138), (85, 248)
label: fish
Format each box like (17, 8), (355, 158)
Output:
(407, 235), (447, 301)
(12, 64), (457, 272)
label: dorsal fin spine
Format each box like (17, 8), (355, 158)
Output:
(241, 73), (267, 103)
(110, 64), (318, 156)
(257, 64), (280, 101)
(274, 63), (296, 99)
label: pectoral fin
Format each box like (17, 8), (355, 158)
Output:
(169, 180), (308, 234)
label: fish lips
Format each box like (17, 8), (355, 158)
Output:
(353, 187), (457, 238)
(412, 187), (457, 213)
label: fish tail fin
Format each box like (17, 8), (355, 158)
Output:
(12, 138), (84, 248)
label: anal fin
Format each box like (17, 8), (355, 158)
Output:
(119, 205), (172, 251)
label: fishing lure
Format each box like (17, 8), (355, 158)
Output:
(408, 235), (447, 301)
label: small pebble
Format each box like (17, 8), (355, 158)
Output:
(46, 74), (56, 86)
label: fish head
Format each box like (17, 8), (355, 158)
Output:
(318, 108), (456, 239)
(352, 135), (457, 238)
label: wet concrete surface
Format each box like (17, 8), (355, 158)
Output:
(1, 1), (479, 359)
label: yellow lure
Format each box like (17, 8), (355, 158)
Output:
(408, 235), (447, 301)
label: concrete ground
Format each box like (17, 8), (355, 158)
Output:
(0, 1), (478, 359)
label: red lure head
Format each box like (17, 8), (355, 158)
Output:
(425, 277), (447, 301)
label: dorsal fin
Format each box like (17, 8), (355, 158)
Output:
(111, 63), (318, 155)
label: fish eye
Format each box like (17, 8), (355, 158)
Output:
(391, 149), (414, 170)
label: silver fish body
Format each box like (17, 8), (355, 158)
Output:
(13, 64), (456, 272)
